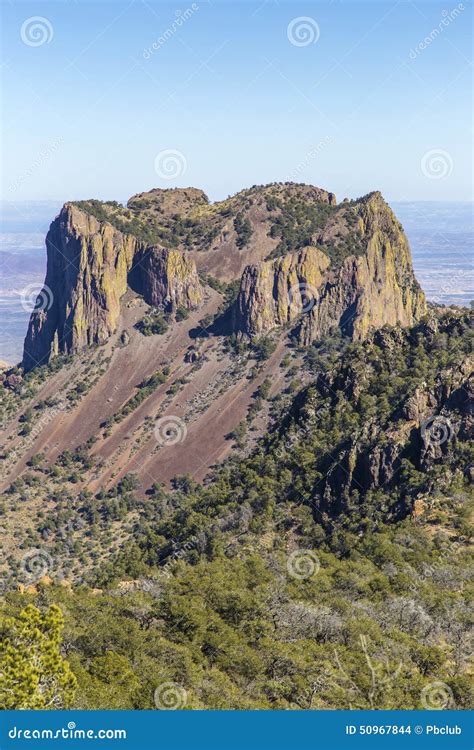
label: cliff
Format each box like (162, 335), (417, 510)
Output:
(132, 246), (203, 311)
(22, 204), (202, 371)
(22, 185), (426, 371)
(233, 192), (426, 343)
(233, 246), (330, 336)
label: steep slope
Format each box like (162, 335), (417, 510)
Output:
(8, 182), (429, 511)
(2, 305), (471, 590)
(1, 185), (471, 716)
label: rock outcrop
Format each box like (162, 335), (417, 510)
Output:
(233, 246), (330, 336)
(22, 204), (202, 371)
(132, 246), (203, 311)
(282, 313), (473, 522)
(233, 192), (426, 343)
(299, 193), (426, 343)
(22, 186), (426, 372)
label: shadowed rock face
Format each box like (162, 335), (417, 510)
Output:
(132, 246), (203, 312)
(22, 204), (203, 371)
(22, 185), (426, 372)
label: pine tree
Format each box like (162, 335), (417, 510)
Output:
(0, 604), (77, 709)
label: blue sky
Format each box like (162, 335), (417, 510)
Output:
(1, 0), (472, 203)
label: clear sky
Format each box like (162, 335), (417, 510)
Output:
(1, 0), (472, 203)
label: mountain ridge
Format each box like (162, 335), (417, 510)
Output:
(22, 183), (426, 372)
(1, 187), (471, 711)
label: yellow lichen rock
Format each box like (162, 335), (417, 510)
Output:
(234, 191), (426, 343)
(234, 246), (330, 336)
(22, 204), (203, 371)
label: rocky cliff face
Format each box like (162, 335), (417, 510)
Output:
(299, 193), (426, 343)
(22, 204), (202, 371)
(132, 246), (203, 311)
(233, 192), (426, 343)
(22, 185), (426, 372)
(233, 246), (330, 336)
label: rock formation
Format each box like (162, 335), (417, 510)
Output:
(299, 193), (426, 343)
(233, 246), (330, 336)
(22, 203), (202, 371)
(132, 246), (203, 311)
(22, 185), (426, 371)
(233, 192), (426, 343)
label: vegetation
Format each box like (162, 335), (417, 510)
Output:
(135, 309), (170, 336)
(73, 199), (223, 253)
(0, 604), (77, 709)
(234, 212), (253, 248)
(101, 369), (169, 429)
(1, 309), (472, 709)
(267, 197), (335, 259)
(252, 336), (277, 361)
(1, 175), (472, 716)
